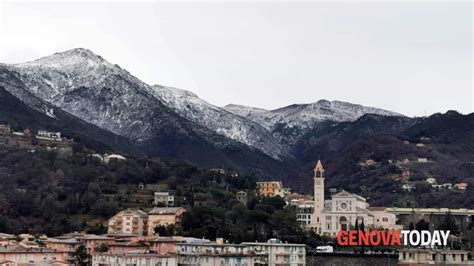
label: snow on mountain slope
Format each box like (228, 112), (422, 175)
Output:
(150, 85), (291, 159)
(4, 48), (170, 141)
(0, 48), (289, 160)
(225, 100), (402, 129)
(223, 104), (268, 119)
(224, 100), (403, 144)
(1, 48), (404, 162)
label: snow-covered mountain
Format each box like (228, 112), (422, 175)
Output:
(150, 85), (291, 159)
(5, 48), (171, 141)
(224, 100), (403, 144)
(0, 48), (290, 174)
(0, 48), (404, 170)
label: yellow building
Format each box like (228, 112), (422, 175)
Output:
(256, 181), (289, 197)
(147, 207), (186, 236)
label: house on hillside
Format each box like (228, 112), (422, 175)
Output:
(236, 191), (248, 205)
(402, 183), (415, 192)
(104, 154), (126, 164)
(256, 181), (291, 198)
(154, 192), (174, 207)
(417, 158), (428, 163)
(0, 124), (11, 136)
(454, 183), (468, 190)
(36, 130), (62, 141)
(432, 183), (453, 190)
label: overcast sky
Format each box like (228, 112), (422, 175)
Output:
(0, 1), (472, 116)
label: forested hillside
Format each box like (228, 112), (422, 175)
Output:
(0, 144), (305, 244)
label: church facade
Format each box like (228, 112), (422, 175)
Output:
(311, 160), (399, 236)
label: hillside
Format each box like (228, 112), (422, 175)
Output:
(0, 143), (304, 244)
(0, 86), (139, 155)
(287, 111), (474, 208)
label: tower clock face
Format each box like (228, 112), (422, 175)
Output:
(340, 202), (348, 210)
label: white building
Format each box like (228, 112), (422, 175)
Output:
(36, 130), (62, 141)
(92, 252), (176, 266)
(296, 201), (313, 228)
(104, 154), (127, 164)
(236, 191), (248, 205)
(398, 248), (470, 265)
(175, 243), (267, 266)
(154, 192), (174, 207)
(311, 160), (399, 236)
(242, 240), (306, 266)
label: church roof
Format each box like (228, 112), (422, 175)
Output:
(331, 190), (367, 202)
(314, 160), (324, 171)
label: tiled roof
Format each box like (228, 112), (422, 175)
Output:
(148, 207), (184, 215)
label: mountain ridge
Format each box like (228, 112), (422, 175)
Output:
(5, 48), (463, 180)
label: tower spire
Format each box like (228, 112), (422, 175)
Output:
(315, 160), (324, 172)
(314, 160), (324, 178)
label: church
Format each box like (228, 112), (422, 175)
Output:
(311, 160), (399, 236)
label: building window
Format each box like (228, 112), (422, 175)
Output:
(382, 217), (389, 222)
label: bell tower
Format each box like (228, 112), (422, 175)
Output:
(312, 160), (325, 233)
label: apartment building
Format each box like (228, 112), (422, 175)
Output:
(92, 252), (176, 266)
(175, 242), (268, 266)
(107, 209), (147, 236)
(256, 181), (290, 198)
(147, 207), (186, 236)
(242, 240), (306, 266)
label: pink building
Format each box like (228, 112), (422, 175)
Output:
(46, 237), (82, 265)
(107, 241), (148, 255)
(0, 246), (68, 265)
(147, 237), (182, 255)
(79, 235), (115, 255)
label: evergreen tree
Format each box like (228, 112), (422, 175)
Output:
(439, 211), (459, 235)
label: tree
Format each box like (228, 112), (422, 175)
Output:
(154, 224), (175, 236)
(263, 196), (286, 210)
(94, 243), (108, 253)
(73, 245), (90, 265)
(415, 219), (430, 231)
(438, 211), (459, 235)
(359, 219), (366, 254)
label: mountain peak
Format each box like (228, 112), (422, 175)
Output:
(57, 48), (104, 60)
(14, 48), (107, 69)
